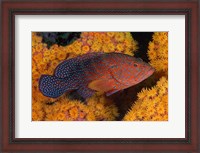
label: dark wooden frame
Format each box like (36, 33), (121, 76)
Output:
(0, 0), (199, 152)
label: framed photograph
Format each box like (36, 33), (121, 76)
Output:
(1, 0), (199, 152)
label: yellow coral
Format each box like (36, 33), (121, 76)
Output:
(82, 45), (90, 53)
(57, 52), (66, 60)
(116, 43), (124, 52)
(80, 32), (138, 55)
(44, 94), (118, 121)
(123, 77), (168, 121)
(86, 94), (119, 121)
(32, 32), (137, 121)
(147, 32), (168, 73)
(44, 98), (86, 121)
(32, 99), (45, 121)
(107, 32), (115, 37)
(114, 33), (125, 42)
(107, 43), (115, 51)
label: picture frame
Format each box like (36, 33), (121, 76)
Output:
(0, 0), (199, 152)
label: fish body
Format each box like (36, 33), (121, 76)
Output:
(39, 52), (155, 99)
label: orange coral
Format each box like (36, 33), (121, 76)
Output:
(32, 98), (45, 121)
(86, 93), (119, 121)
(147, 32), (168, 74)
(44, 98), (89, 121)
(32, 32), (137, 121)
(123, 77), (168, 121)
(44, 94), (118, 121)
(80, 32), (138, 55)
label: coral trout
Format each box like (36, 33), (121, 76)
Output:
(39, 52), (155, 99)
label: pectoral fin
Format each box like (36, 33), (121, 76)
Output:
(88, 79), (116, 92)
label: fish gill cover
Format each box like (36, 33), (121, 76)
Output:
(32, 32), (168, 121)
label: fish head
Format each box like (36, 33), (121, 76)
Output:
(128, 57), (155, 84)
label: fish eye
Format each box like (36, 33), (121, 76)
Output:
(134, 63), (138, 67)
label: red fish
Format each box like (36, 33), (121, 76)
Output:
(39, 52), (155, 99)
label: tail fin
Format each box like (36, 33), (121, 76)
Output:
(39, 75), (77, 98)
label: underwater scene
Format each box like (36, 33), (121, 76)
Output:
(32, 32), (168, 121)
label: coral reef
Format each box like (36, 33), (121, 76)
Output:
(86, 93), (119, 121)
(123, 77), (168, 121)
(32, 32), (137, 121)
(147, 32), (168, 74)
(44, 97), (89, 121)
(80, 32), (138, 56)
(32, 32), (169, 121)
(32, 90), (45, 121)
(44, 94), (119, 121)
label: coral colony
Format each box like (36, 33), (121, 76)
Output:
(32, 32), (168, 121)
